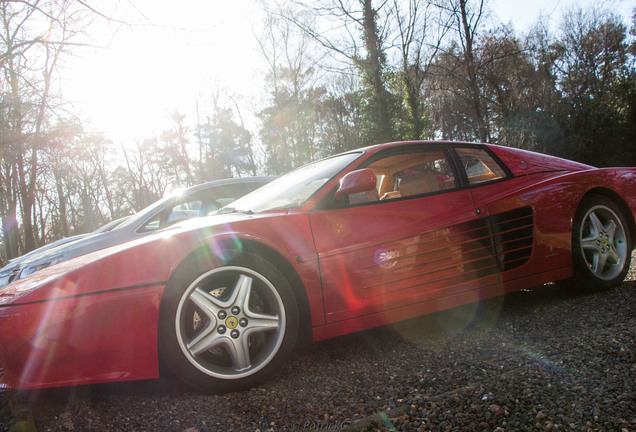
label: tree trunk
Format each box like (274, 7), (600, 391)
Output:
(361, 0), (393, 142)
(54, 169), (70, 237)
(459, 0), (489, 142)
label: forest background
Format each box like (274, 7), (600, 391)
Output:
(1, 0), (635, 264)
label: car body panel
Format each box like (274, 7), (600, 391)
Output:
(470, 167), (636, 279)
(487, 145), (594, 176)
(310, 265), (571, 342)
(311, 188), (498, 323)
(1, 285), (163, 390)
(1, 141), (635, 391)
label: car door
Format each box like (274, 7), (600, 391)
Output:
(310, 145), (500, 324)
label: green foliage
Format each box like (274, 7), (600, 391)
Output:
(547, 11), (636, 166)
(423, 7), (635, 166)
(198, 107), (256, 179)
(387, 69), (431, 140)
(259, 80), (324, 174)
(315, 86), (365, 154)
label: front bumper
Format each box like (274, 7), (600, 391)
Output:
(0, 285), (165, 390)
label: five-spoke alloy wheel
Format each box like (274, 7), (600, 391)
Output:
(159, 252), (298, 392)
(571, 195), (632, 291)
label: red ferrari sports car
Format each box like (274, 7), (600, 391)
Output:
(1, 141), (635, 392)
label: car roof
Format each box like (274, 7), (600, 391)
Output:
(183, 176), (278, 194)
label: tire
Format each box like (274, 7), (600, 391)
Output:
(158, 251), (299, 392)
(570, 195), (632, 292)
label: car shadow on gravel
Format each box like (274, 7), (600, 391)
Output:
(308, 281), (585, 352)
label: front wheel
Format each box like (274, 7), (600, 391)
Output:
(571, 195), (632, 292)
(159, 252), (299, 392)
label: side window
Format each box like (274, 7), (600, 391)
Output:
(170, 200), (203, 222)
(368, 149), (457, 201)
(141, 199), (202, 232)
(455, 148), (507, 185)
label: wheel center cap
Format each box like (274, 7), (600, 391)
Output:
(226, 316), (239, 329)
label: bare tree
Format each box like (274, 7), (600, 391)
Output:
(159, 112), (195, 187)
(275, 0), (396, 144)
(429, 0), (490, 141)
(1, 0), (106, 258)
(391, 0), (450, 139)
(119, 137), (167, 211)
(257, 3), (325, 172)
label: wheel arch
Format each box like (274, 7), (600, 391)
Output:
(236, 239), (314, 345)
(578, 187), (636, 249)
(166, 238), (314, 346)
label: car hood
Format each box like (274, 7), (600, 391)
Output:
(0, 234), (87, 272)
(15, 228), (131, 269)
(0, 210), (306, 307)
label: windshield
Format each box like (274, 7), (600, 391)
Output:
(92, 216), (129, 233)
(227, 152), (362, 213)
(115, 195), (174, 230)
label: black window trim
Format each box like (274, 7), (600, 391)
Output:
(447, 143), (515, 189)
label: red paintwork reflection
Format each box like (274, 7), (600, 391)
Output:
(0, 285), (163, 390)
(487, 145), (594, 176)
(311, 189), (502, 323)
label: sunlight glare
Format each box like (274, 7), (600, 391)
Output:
(64, 0), (263, 143)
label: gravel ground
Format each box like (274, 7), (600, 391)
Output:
(2, 254), (635, 432)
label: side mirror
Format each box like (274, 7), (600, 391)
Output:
(335, 168), (377, 200)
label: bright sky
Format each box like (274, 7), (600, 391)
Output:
(62, 0), (634, 144)
(490, 0), (633, 30)
(64, 0), (265, 140)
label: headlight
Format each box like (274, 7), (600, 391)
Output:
(0, 268), (20, 288)
(18, 253), (69, 279)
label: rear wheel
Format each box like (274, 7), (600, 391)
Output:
(159, 252), (298, 392)
(570, 195), (632, 292)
